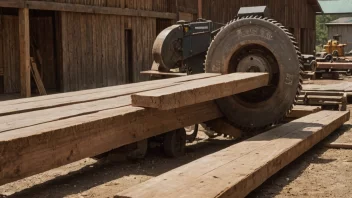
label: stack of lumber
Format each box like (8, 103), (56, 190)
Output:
(287, 105), (321, 119)
(317, 62), (352, 70)
(116, 110), (350, 198)
(0, 73), (269, 185)
(303, 82), (352, 96)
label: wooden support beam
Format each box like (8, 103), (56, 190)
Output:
(317, 62), (352, 70)
(198, 0), (203, 18)
(0, 0), (24, 8)
(19, 8), (31, 98)
(325, 142), (352, 149)
(132, 73), (269, 110)
(0, 102), (222, 185)
(30, 58), (47, 95)
(116, 111), (350, 198)
(0, 1), (177, 19)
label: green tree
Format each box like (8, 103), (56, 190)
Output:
(316, 15), (336, 46)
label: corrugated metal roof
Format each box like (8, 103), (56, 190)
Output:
(319, 0), (352, 14)
(326, 17), (352, 25)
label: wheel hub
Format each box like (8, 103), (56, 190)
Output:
(229, 44), (279, 104)
(237, 55), (270, 73)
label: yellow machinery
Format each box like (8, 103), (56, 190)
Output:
(323, 35), (346, 57)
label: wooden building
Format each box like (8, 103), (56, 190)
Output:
(0, 0), (321, 97)
(326, 17), (352, 53)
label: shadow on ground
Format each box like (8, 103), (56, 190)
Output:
(3, 137), (238, 198)
(247, 123), (352, 198)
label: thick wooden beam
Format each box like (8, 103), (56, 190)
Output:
(0, 102), (222, 185)
(132, 73), (269, 110)
(0, 73), (219, 116)
(0, 1), (177, 19)
(116, 111), (350, 198)
(19, 8), (31, 98)
(317, 62), (352, 70)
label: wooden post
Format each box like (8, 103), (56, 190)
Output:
(175, 0), (179, 21)
(198, 0), (202, 19)
(19, 8), (31, 97)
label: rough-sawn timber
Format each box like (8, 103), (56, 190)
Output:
(0, 73), (235, 185)
(131, 73), (269, 110)
(0, 73), (220, 116)
(116, 110), (350, 198)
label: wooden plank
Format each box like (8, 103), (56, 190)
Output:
(140, 70), (187, 77)
(19, 8), (31, 98)
(303, 82), (352, 92)
(116, 110), (350, 198)
(325, 142), (352, 149)
(287, 105), (321, 118)
(307, 95), (343, 100)
(132, 73), (269, 110)
(317, 62), (352, 70)
(0, 101), (223, 185)
(0, 73), (219, 116)
(0, 1), (177, 19)
(30, 58), (47, 95)
(0, 0), (24, 8)
(301, 91), (345, 96)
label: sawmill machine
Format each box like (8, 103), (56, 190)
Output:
(316, 35), (350, 62)
(321, 35), (346, 59)
(141, 6), (303, 155)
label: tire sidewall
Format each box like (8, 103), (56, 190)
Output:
(205, 18), (301, 128)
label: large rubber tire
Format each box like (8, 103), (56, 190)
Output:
(163, 129), (187, 158)
(205, 17), (302, 131)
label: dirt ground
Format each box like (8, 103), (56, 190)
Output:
(1, 78), (352, 198)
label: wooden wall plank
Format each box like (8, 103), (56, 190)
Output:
(2, 15), (20, 94)
(0, 1), (177, 19)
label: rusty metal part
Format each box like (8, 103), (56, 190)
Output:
(184, 124), (199, 143)
(236, 54), (271, 73)
(205, 16), (303, 131)
(152, 25), (183, 72)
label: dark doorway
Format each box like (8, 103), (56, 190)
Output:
(30, 10), (58, 94)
